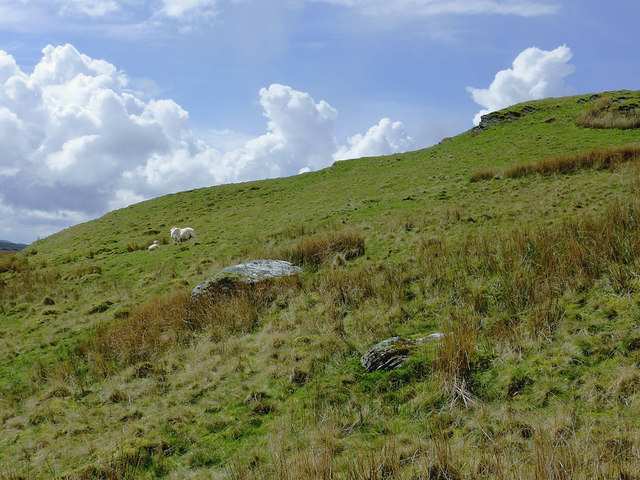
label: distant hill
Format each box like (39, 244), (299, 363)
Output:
(0, 240), (27, 252)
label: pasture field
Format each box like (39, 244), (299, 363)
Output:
(2, 90), (640, 478)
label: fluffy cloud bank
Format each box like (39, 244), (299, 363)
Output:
(467, 45), (575, 125)
(0, 44), (412, 242)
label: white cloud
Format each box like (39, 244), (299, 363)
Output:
(157, 0), (218, 18)
(333, 118), (414, 161)
(0, 199), (91, 244)
(60, 0), (120, 18)
(467, 45), (575, 125)
(0, 45), (412, 243)
(0, 0), (559, 29)
(315, 0), (559, 18)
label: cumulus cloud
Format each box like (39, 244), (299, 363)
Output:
(0, 45), (411, 243)
(467, 44), (575, 125)
(333, 118), (414, 161)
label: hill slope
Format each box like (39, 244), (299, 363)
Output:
(2, 90), (640, 479)
(0, 240), (27, 252)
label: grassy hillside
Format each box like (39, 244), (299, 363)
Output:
(2, 90), (640, 479)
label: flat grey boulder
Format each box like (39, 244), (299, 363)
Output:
(360, 333), (444, 373)
(191, 259), (302, 298)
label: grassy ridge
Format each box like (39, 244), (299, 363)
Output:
(2, 90), (640, 478)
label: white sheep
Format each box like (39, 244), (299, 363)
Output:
(148, 240), (159, 251)
(171, 227), (196, 244)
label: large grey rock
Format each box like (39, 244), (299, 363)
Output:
(360, 333), (444, 373)
(191, 259), (302, 298)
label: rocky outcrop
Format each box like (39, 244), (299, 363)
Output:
(360, 333), (444, 373)
(191, 259), (302, 298)
(471, 105), (536, 134)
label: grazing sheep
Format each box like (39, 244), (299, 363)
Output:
(148, 240), (159, 251)
(171, 227), (196, 244)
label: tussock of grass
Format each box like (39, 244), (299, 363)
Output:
(317, 266), (376, 326)
(0, 252), (28, 274)
(577, 96), (640, 129)
(505, 144), (640, 178)
(436, 311), (478, 408)
(469, 167), (500, 182)
(279, 228), (365, 267)
(471, 144), (640, 180)
(81, 277), (302, 372)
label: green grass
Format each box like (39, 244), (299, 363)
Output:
(2, 90), (640, 478)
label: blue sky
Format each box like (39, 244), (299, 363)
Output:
(0, 0), (639, 243)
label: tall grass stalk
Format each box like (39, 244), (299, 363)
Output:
(436, 310), (478, 408)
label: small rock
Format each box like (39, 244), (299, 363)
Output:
(360, 333), (444, 373)
(191, 259), (302, 298)
(360, 337), (414, 372)
(423, 332), (445, 341)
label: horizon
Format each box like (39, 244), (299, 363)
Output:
(1, 0), (639, 244)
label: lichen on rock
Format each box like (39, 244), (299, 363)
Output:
(191, 259), (302, 298)
(360, 333), (444, 373)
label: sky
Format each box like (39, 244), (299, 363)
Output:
(0, 1), (639, 244)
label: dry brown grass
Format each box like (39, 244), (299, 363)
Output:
(0, 254), (62, 305)
(232, 431), (640, 480)
(81, 291), (192, 374)
(279, 228), (365, 267)
(418, 198), (640, 341)
(316, 266), (377, 330)
(0, 252), (28, 274)
(79, 227), (365, 375)
(577, 96), (640, 129)
(470, 167), (500, 182)
(505, 144), (640, 178)
(435, 310), (478, 408)
(81, 277), (302, 374)
(470, 144), (640, 181)
(226, 432), (467, 480)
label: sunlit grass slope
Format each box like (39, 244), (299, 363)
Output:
(2, 90), (640, 479)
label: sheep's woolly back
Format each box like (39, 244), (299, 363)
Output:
(171, 226), (196, 243)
